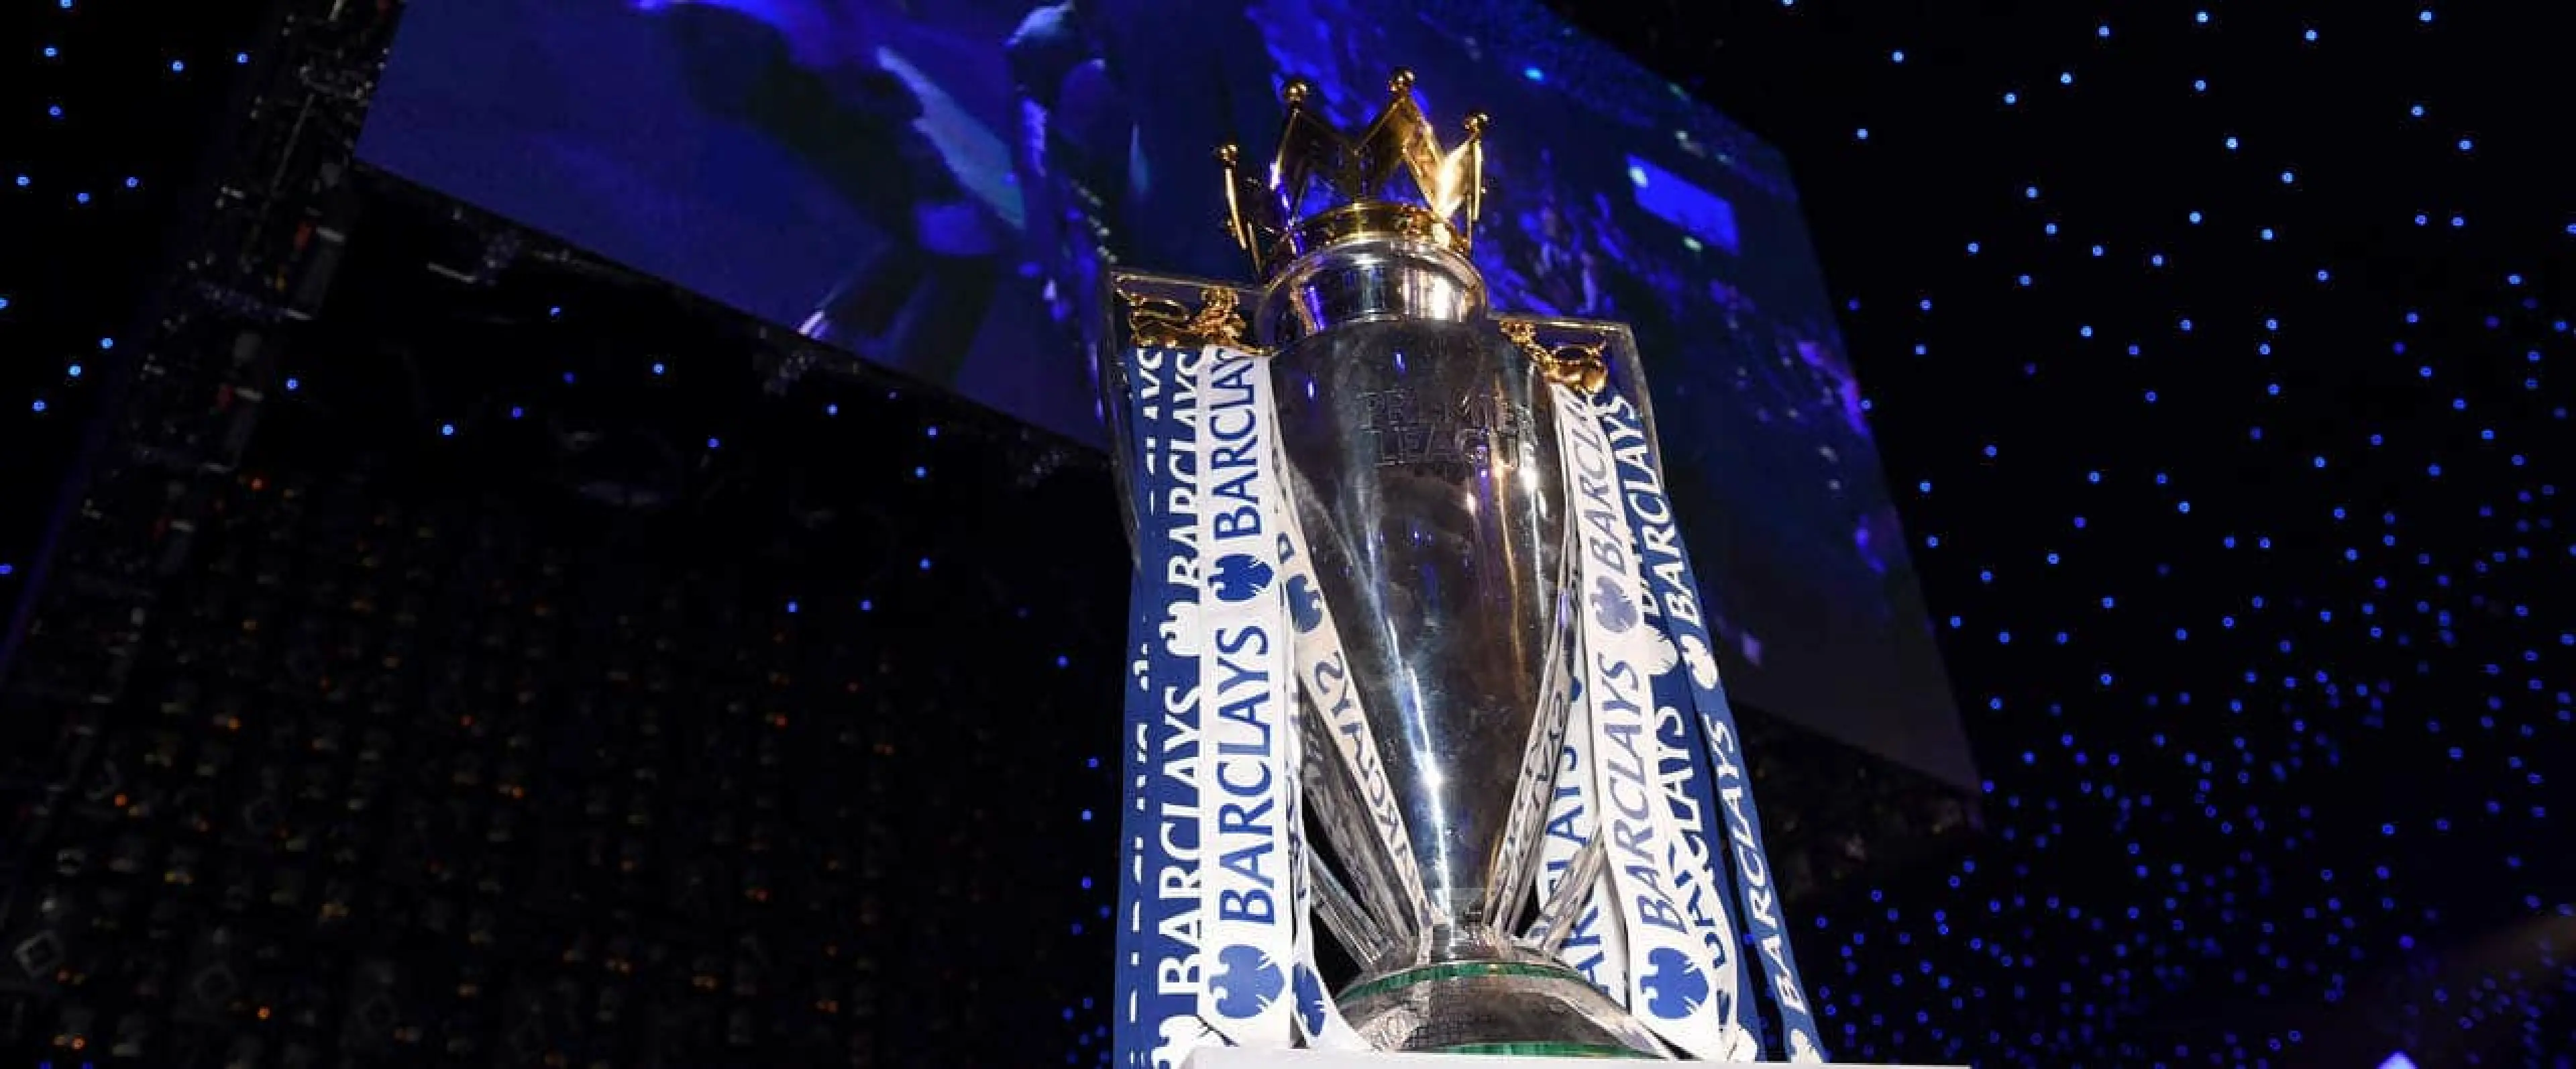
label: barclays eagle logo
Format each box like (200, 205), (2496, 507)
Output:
(1286, 575), (1324, 633)
(1639, 946), (1711, 1019)
(1292, 962), (1332, 1036)
(1211, 553), (1275, 604)
(1589, 575), (1639, 633)
(1678, 633), (1720, 690)
(1210, 944), (1285, 1019)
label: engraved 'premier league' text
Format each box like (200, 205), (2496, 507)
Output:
(1355, 389), (1537, 468)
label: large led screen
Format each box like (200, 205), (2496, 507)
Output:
(357, 0), (1974, 788)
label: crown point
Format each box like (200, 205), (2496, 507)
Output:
(1388, 68), (1415, 93)
(1216, 143), (1240, 166)
(1281, 78), (1313, 106)
(1462, 111), (1491, 136)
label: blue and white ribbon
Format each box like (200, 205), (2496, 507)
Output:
(1536, 672), (1631, 999)
(1191, 350), (1300, 1048)
(1597, 389), (1829, 1062)
(1284, 681), (1373, 1052)
(1554, 385), (1756, 1060)
(1114, 344), (1227, 1068)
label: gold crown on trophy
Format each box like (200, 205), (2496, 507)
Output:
(1220, 68), (1488, 279)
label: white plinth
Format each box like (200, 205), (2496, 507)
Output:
(1187, 1052), (1960, 1069)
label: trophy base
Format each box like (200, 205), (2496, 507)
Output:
(1336, 959), (1668, 1058)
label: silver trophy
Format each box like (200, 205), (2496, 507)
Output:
(1111, 70), (1667, 1058)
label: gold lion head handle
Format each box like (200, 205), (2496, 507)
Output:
(1500, 319), (1610, 395)
(1120, 286), (1253, 352)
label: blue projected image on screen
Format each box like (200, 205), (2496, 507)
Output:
(1625, 156), (1739, 256)
(357, 0), (1971, 787)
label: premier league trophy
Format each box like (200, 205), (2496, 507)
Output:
(1203, 70), (1650, 1058)
(1104, 68), (1864, 1066)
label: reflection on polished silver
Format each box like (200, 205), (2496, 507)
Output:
(1264, 236), (1666, 1058)
(1259, 240), (1485, 346)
